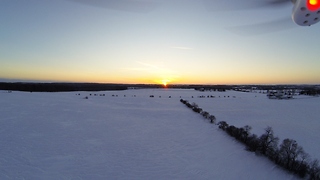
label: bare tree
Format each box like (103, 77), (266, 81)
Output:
(258, 127), (279, 156)
(240, 125), (252, 143)
(209, 115), (216, 124)
(279, 139), (303, 170)
(309, 159), (320, 180)
(201, 111), (210, 119)
(218, 121), (229, 131)
(294, 151), (310, 177)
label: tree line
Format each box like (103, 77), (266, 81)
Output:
(300, 87), (320, 96)
(180, 99), (320, 179)
(180, 99), (216, 124)
(0, 82), (127, 92)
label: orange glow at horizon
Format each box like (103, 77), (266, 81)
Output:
(2, 64), (320, 85)
(2, 74), (319, 85)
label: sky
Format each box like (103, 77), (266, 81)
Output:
(1, 0), (320, 85)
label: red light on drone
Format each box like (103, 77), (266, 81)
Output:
(307, 0), (320, 11)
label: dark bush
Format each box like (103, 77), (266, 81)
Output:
(218, 121), (229, 131)
(201, 111), (210, 119)
(209, 115), (216, 124)
(246, 134), (260, 152)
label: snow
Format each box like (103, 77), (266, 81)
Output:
(187, 90), (320, 161)
(1, 89), (317, 179)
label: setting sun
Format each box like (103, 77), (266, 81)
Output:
(162, 81), (167, 86)
(161, 79), (171, 87)
(153, 78), (173, 87)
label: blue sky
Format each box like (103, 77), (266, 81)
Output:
(1, 0), (319, 84)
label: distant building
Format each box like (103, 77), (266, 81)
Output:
(267, 90), (293, 99)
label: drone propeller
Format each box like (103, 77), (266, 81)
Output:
(67, 0), (160, 13)
(266, 0), (293, 6)
(202, 0), (299, 35)
(226, 17), (296, 36)
(202, 0), (292, 11)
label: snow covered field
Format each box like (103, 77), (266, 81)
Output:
(187, 90), (320, 161)
(1, 88), (318, 179)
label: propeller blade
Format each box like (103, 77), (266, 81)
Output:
(226, 17), (296, 36)
(202, 0), (292, 11)
(267, 0), (292, 6)
(68, 0), (160, 13)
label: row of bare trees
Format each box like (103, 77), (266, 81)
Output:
(179, 99), (319, 179)
(218, 122), (319, 179)
(180, 99), (216, 124)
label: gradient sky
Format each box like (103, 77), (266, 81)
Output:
(1, 0), (319, 85)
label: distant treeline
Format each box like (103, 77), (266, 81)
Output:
(1, 82), (319, 94)
(233, 85), (319, 91)
(180, 99), (320, 179)
(180, 99), (216, 124)
(300, 88), (320, 96)
(0, 83), (235, 92)
(0, 82), (127, 92)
